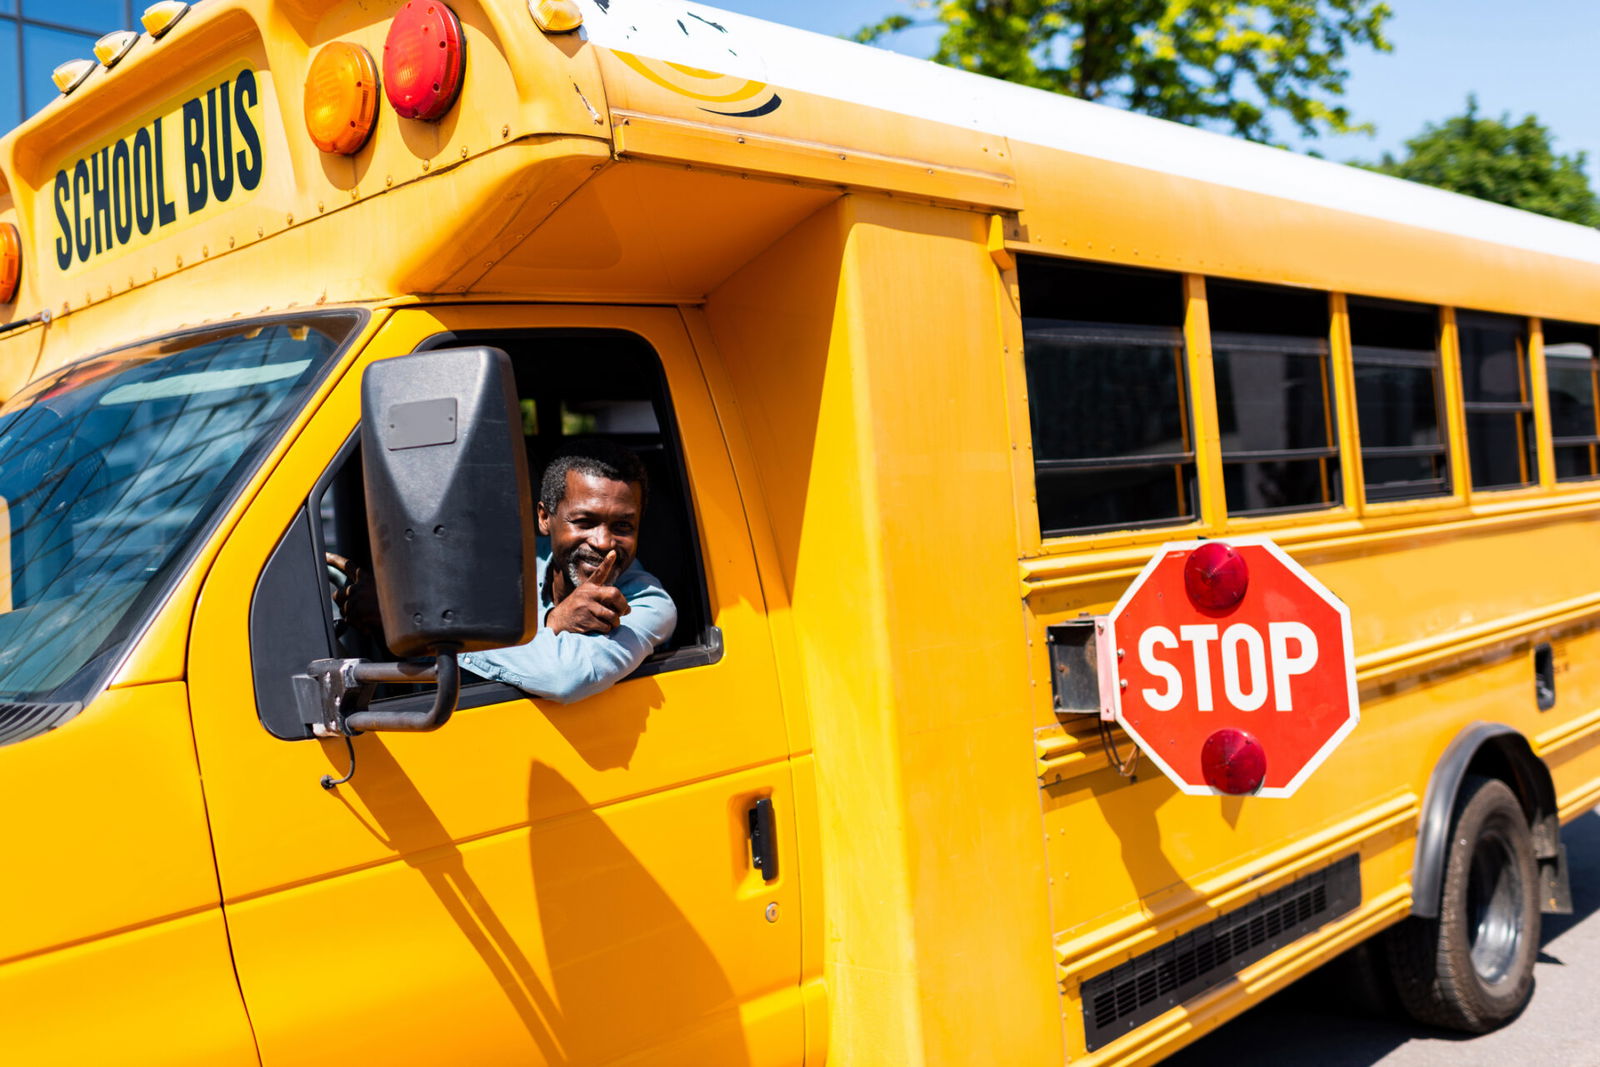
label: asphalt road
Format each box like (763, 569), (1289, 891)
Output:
(1167, 808), (1600, 1067)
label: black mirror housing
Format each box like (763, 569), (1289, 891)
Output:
(360, 346), (536, 657)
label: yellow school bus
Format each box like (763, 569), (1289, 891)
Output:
(3, 0), (1600, 1063)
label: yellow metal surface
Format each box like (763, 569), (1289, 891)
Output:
(0, 683), (255, 1060)
(3, 2), (1600, 1063)
(2, 911), (257, 1066)
(706, 195), (1061, 1065)
(185, 304), (805, 1064)
(596, 50), (1019, 211)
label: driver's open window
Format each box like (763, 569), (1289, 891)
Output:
(412, 327), (713, 662)
(250, 328), (718, 739)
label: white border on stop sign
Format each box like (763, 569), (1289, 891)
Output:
(1105, 536), (1361, 799)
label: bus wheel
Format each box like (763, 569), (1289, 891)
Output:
(1388, 776), (1540, 1032)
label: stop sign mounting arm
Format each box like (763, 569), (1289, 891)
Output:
(1046, 615), (1141, 779)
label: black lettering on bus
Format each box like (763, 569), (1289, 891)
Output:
(153, 118), (177, 226)
(234, 69), (262, 192)
(207, 84), (235, 203)
(182, 97), (207, 214)
(111, 140), (134, 246)
(72, 159), (91, 264)
(54, 171), (72, 271)
(90, 147), (113, 256)
(133, 127), (156, 235)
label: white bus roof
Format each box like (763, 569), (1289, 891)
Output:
(577, 0), (1600, 267)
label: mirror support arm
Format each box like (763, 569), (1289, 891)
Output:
(302, 650), (461, 737)
(345, 651), (460, 732)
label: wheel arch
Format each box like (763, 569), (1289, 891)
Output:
(1412, 721), (1559, 919)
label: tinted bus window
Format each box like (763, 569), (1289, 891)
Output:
(1543, 320), (1600, 481)
(1020, 256), (1195, 536)
(1207, 280), (1339, 515)
(1349, 298), (1450, 502)
(1458, 312), (1535, 490)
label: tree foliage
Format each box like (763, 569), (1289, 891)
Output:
(1361, 98), (1600, 227)
(854, 0), (1392, 142)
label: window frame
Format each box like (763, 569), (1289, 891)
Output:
(1209, 328), (1342, 518)
(1540, 319), (1600, 484)
(1347, 297), (1453, 506)
(1456, 310), (1539, 494)
(1018, 255), (1203, 542)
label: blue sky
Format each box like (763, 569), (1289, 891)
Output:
(712, 1), (1600, 174)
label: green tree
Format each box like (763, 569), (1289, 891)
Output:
(1361, 98), (1600, 227)
(854, 0), (1392, 142)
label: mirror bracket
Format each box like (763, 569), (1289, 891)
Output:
(296, 651), (461, 741)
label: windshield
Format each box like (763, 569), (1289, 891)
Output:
(0, 312), (361, 721)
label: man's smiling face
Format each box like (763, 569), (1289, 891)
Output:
(539, 469), (643, 594)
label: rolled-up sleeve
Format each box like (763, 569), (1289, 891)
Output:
(459, 566), (677, 704)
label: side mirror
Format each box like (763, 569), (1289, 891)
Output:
(361, 346), (536, 655)
(298, 346), (535, 752)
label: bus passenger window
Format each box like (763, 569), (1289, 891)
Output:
(1207, 280), (1339, 515)
(1349, 298), (1451, 502)
(1458, 312), (1536, 491)
(1542, 320), (1600, 482)
(1020, 256), (1196, 536)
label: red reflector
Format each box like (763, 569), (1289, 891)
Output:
(0, 223), (19, 304)
(1184, 541), (1248, 611)
(383, 1), (465, 121)
(1201, 729), (1267, 795)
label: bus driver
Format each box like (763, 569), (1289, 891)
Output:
(332, 440), (678, 703)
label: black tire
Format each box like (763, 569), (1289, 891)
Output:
(1386, 776), (1540, 1032)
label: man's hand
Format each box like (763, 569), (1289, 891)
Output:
(325, 552), (385, 643)
(546, 550), (632, 635)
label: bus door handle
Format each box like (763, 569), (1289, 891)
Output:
(747, 797), (779, 882)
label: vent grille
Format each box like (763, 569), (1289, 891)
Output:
(0, 701), (83, 746)
(1081, 854), (1360, 1051)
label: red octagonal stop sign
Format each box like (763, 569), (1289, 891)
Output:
(1108, 537), (1358, 798)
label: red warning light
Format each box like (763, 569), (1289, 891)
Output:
(1201, 729), (1267, 795)
(1184, 541), (1248, 611)
(383, 2), (465, 121)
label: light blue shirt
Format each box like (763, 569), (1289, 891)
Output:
(459, 544), (677, 704)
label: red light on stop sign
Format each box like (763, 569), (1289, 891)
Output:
(1201, 728), (1267, 794)
(1184, 541), (1248, 610)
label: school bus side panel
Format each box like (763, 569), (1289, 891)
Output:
(0, 684), (257, 1065)
(705, 194), (1061, 1067)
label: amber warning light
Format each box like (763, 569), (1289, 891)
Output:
(0, 224), (20, 305)
(305, 42), (379, 155)
(384, 2), (465, 121)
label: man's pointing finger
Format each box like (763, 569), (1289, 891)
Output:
(586, 549), (618, 588)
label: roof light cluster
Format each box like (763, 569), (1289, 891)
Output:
(52, 3), (190, 96)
